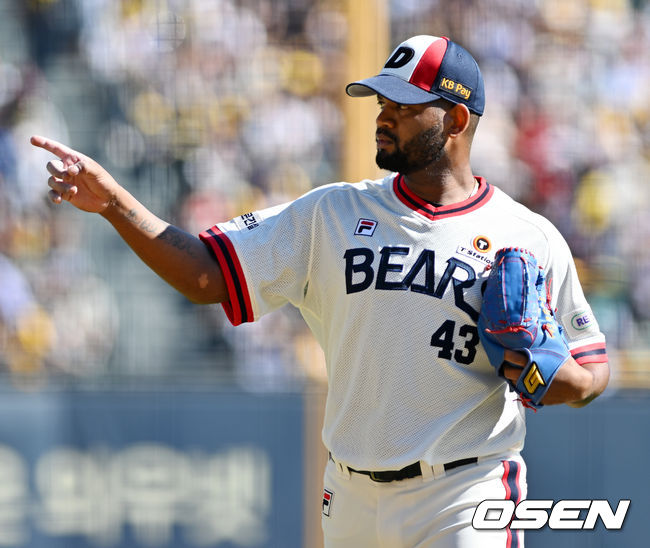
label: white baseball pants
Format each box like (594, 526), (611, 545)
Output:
(321, 454), (527, 548)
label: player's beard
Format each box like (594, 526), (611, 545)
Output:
(375, 124), (447, 174)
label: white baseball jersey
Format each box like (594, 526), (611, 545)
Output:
(199, 174), (607, 470)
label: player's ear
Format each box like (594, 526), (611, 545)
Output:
(444, 103), (471, 138)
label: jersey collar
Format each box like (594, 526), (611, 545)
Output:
(393, 174), (493, 221)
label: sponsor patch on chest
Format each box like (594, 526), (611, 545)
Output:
(456, 244), (492, 268)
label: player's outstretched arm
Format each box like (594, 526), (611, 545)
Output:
(503, 351), (609, 408)
(30, 135), (227, 305)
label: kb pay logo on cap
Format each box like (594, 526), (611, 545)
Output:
(439, 77), (472, 100)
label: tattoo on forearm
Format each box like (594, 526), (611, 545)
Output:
(126, 209), (160, 234)
(125, 209), (196, 258)
(139, 219), (159, 233)
(157, 226), (197, 258)
(126, 209), (139, 224)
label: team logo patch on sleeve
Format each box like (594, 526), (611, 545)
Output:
(322, 488), (334, 516)
(355, 218), (378, 236)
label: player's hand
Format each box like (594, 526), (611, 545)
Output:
(502, 349), (527, 383)
(30, 135), (119, 214)
(502, 349), (606, 407)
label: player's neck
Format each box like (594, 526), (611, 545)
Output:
(402, 167), (477, 206)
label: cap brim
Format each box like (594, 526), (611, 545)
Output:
(346, 74), (442, 105)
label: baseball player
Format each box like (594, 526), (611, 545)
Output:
(32, 35), (608, 548)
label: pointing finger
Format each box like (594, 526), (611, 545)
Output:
(30, 135), (80, 162)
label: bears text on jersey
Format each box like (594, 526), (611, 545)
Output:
(343, 246), (482, 322)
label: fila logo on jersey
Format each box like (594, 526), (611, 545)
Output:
(355, 219), (378, 236)
(523, 363), (545, 394)
(322, 489), (334, 516)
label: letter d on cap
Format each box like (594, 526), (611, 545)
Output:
(384, 47), (414, 69)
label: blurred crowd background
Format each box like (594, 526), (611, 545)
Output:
(1, 0), (649, 391)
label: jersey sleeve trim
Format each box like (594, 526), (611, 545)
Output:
(570, 341), (608, 365)
(199, 226), (254, 326)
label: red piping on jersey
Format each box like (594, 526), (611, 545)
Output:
(570, 341), (608, 365)
(199, 226), (254, 326)
(501, 460), (522, 548)
(393, 174), (493, 220)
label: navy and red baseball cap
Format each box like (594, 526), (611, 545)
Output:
(346, 35), (485, 115)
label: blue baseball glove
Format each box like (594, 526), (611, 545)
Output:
(478, 248), (570, 409)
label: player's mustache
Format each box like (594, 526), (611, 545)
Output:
(376, 128), (398, 143)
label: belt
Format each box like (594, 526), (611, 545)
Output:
(329, 454), (478, 483)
